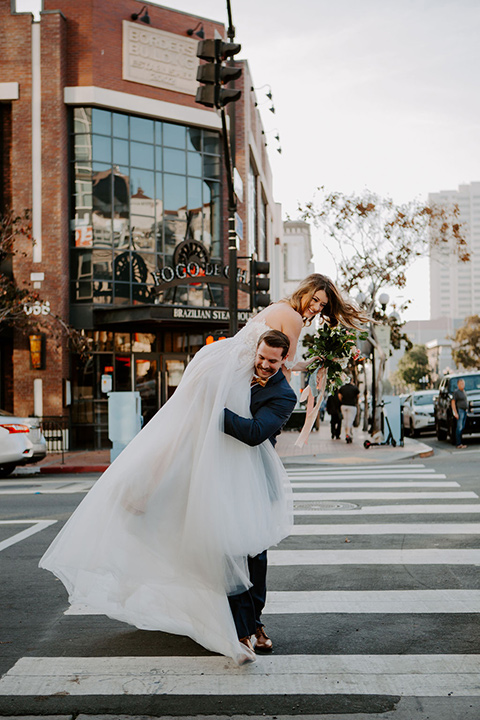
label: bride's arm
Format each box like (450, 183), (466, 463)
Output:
(278, 310), (303, 382)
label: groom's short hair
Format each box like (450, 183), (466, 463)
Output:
(257, 330), (290, 358)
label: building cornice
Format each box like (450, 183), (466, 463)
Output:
(64, 86), (222, 130)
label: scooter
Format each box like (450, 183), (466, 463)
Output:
(364, 403), (397, 448)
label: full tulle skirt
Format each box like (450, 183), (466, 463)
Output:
(39, 320), (293, 663)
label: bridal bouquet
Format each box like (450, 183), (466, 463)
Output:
(303, 324), (369, 394)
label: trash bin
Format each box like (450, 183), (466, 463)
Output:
(108, 391), (142, 463)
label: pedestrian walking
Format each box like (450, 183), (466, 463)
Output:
(339, 378), (360, 443)
(451, 377), (468, 449)
(326, 390), (342, 439)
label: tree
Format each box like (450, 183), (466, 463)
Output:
(298, 188), (468, 430)
(0, 208), (90, 358)
(451, 315), (480, 369)
(397, 345), (431, 390)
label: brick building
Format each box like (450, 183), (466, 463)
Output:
(0, 0), (281, 449)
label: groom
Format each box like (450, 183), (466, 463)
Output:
(223, 329), (297, 655)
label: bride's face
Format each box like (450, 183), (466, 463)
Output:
(254, 341), (285, 380)
(302, 289), (328, 319)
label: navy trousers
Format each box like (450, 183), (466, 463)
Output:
(228, 551), (267, 638)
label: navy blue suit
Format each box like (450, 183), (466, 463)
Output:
(224, 369), (297, 447)
(224, 369), (296, 638)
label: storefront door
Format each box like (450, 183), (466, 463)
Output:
(134, 355), (159, 426)
(161, 355), (187, 405)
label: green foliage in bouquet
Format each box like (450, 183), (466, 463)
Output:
(303, 325), (369, 393)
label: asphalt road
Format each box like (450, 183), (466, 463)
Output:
(2, 437), (480, 719)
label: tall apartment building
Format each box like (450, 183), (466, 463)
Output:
(429, 181), (480, 321)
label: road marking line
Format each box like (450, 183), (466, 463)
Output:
(65, 589), (480, 617)
(264, 589), (480, 614)
(290, 481), (458, 488)
(0, 520), (57, 552)
(294, 504), (480, 515)
(0, 482), (94, 495)
(269, 548), (480, 565)
(290, 522), (480, 535)
(286, 470), (438, 476)
(286, 464), (428, 471)
(290, 491), (477, 500)
(287, 473), (443, 479)
(1, 655), (480, 696)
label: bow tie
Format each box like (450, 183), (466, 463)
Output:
(251, 375), (269, 387)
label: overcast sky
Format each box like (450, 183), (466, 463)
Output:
(17, 0), (480, 320)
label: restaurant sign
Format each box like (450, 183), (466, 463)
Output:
(152, 240), (249, 292)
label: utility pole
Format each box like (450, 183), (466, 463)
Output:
(194, 3), (242, 338)
(225, 0), (238, 337)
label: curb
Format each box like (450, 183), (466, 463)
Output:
(39, 465), (109, 474)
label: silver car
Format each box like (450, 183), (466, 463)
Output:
(0, 410), (47, 477)
(402, 390), (439, 437)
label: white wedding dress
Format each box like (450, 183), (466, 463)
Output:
(39, 319), (293, 664)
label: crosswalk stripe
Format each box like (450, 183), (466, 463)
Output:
(290, 481), (458, 488)
(264, 589), (480, 614)
(0, 520), (57, 552)
(290, 522), (480, 534)
(288, 473), (447, 480)
(286, 468), (438, 476)
(289, 491), (477, 500)
(286, 464), (429, 471)
(65, 589), (480, 617)
(1, 655), (480, 697)
(268, 549), (480, 565)
(294, 504), (480, 515)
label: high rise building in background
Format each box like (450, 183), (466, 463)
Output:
(282, 221), (314, 297)
(0, 0), (283, 449)
(429, 181), (480, 322)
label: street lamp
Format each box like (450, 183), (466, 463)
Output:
(356, 288), (392, 434)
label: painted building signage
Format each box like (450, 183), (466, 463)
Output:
(172, 308), (252, 322)
(152, 240), (249, 292)
(122, 21), (199, 95)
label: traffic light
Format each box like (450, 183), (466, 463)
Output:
(251, 260), (270, 308)
(195, 39), (242, 109)
(205, 330), (228, 344)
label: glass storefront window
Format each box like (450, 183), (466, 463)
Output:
(164, 148), (186, 175)
(71, 109), (222, 308)
(132, 332), (156, 352)
(92, 134), (111, 164)
(93, 108), (111, 135)
(131, 141), (154, 170)
(113, 112), (129, 139)
(163, 123), (185, 149)
(114, 332), (131, 352)
(130, 116), (154, 143)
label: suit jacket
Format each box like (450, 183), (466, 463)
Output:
(224, 370), (297, 447)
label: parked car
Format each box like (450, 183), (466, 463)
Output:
(0, 410), (47, 477)
(402, 390), (439, 437)
(434, 372), (480, 444)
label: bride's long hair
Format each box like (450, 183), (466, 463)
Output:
(285, 274), (368, 329)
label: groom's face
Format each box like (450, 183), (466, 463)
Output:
(254, 341), (285, 380)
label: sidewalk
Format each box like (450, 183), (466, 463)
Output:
(14, 421), (432, 476)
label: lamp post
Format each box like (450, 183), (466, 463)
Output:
(356, 288), (391, 435)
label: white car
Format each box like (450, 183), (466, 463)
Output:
(0, 410), (47, 477)
(402, 390), (439, 437)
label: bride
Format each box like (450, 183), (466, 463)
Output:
(39, 274), (366, 664)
